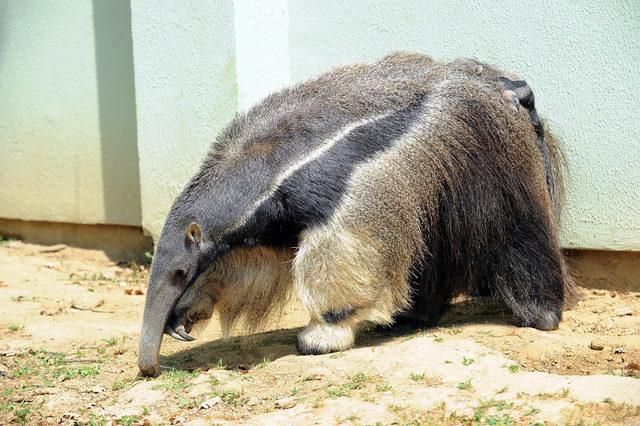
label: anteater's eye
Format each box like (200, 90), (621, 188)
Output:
(174, 270), (186, 280)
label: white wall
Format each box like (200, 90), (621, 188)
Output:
(0, 0), (141, 226)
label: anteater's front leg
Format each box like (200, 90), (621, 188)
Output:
(292, 222), (407, 355)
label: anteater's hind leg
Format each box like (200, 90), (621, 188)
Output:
(492, 223), (565, 331)
(389, 271), (454, 330)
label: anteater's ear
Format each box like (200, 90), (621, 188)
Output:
(186, 222), (202, 245)
(473, 64), (483, 75)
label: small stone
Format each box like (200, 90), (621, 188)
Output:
(614, 347), (628, 354)
(274, 397), (296, 409)
(71, 299), (104, 310)
(44, 261), (61, 269)
(171, 416), (185, 425)
(208, 369), (233, 381)
(199, 396), (222, 410)
(0, 349), (28, 357)
(118, 281), (128, 288)
(121, 381), (164, 406)
(625, 362), (640, 371)
(40, 244), (67, 253)
(247, 396), (260, 406)
(87, 386), (105, 394)
(615, 307), (634, 317)
(40, 302), (64, 316)
(589, 341), (604, 351)
(60, 412), (80, 422)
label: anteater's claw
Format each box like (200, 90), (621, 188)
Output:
(175, 324), (196, 341)
(165, 324), (186, 341)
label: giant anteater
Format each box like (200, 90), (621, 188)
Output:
(138, 53), (573, 377)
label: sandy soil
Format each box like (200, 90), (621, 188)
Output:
(1, 240), (639, 425)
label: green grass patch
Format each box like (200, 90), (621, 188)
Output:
(118, 415), (140, 426)
(112, 379), (127, 391)
(211, 389), (241, 405)
(103, 337), (118, 347)
(503, 364), (519, 373)
(457, 379), (473, 390)
(153, 370), (198, 391)
(462, 357), (475, 366)
(375, 383), (392, 392)
(54, 365), (100, 380)
(0, 236), (16, 246)
(410, 372), (426, 382)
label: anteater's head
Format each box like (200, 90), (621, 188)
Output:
(137, 212), (220, 377)
(137, 151), (292, 377)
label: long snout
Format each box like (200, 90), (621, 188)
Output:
(138, 283), (184, 377)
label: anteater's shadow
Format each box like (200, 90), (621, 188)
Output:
(161, 296), (514, 372)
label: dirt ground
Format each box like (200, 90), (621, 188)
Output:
(1, 240), (639, 425)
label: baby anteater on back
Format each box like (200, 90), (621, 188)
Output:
(137, 52), (573, 376)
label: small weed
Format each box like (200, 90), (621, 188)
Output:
(103, 337), (118, 347)
(343, 371), (371, 390)
(503, 364), (519, 373)
(88, 414), (109, 426)
(112, 379), (127, 391)
(119, 415), (140, 426)
(69, 272), (108, 282)
(457, 379), (473, 390)
(495, 386), (509, 394)
(329, 352), (345, 359)
(14, 408), (30, 425)
(54, 365), (100, 380)
(325, 373), (373, 399)
(410, 372), (426, 382)
(482, 414), (514, 425)
(524, 407), (541, 416)
(375, 383), (392, 392)
(8, 324), (23, 332)
(327, 387), (348, 398)
(154, 370), (197, 391)
(462, 357), (475, 366)
(432, 335), (444, 342)
(142, 406), (150, 415)
(257, 356), (271, 368)
(344, 414), (360, 423)
(409, 372), (442, 386)
(475, 399), (510, 412)
(535, 388), (570, 400)
(444, 360), (452, 364)
(177, 395), (198, 409)
(10, 365), (36, 378)
(213, 390), (241, 405)
(290, 387), (299, 396)
(0, 236), (16, 246)
(212, 358), (226, 369)
(603, 397), (613, 404)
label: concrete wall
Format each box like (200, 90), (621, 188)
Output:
(130, 0), (237, 237)
(0, 0), (141, 226)
(2, 1), (638, 251)
(287, 0), (640, 251)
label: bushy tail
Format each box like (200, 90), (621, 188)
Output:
(542, 123), (579, 304)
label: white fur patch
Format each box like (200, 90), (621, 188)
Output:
(228, 112), (392, 233)
(297, 319), (355, 353)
